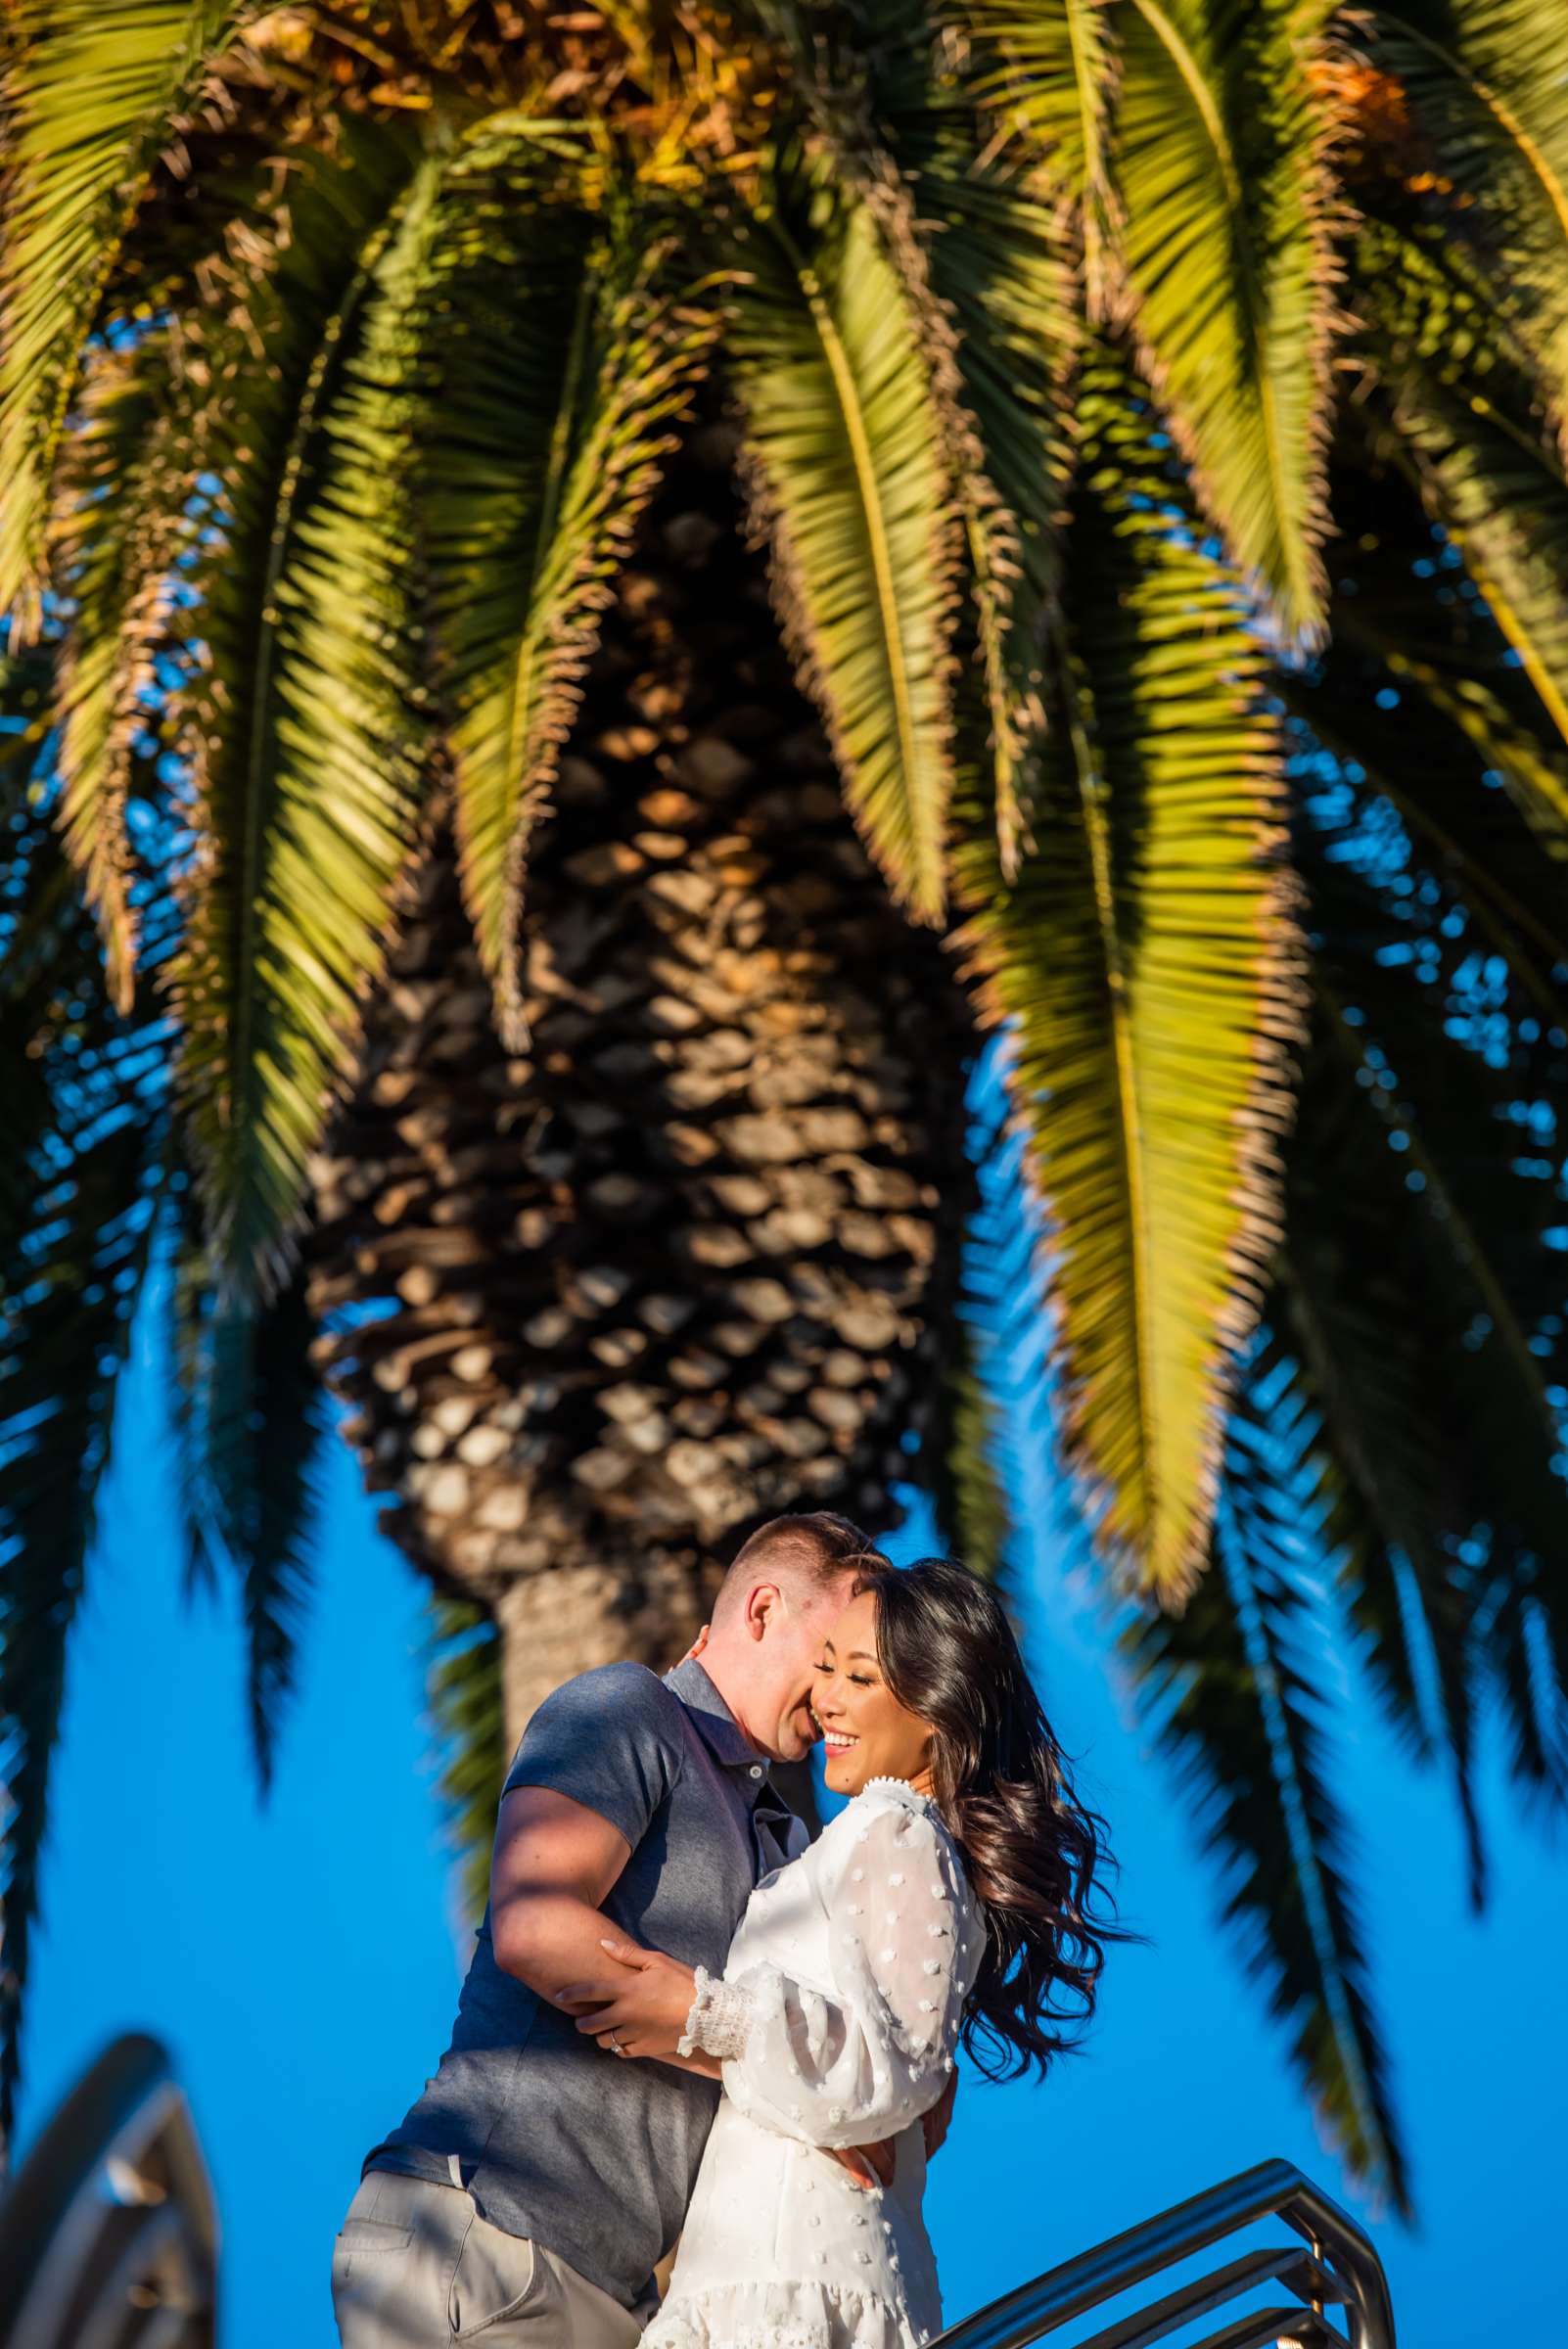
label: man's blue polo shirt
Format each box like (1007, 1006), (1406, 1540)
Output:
(366, 1656), (804, 2309)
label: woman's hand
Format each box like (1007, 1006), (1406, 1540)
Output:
(556, 1932), (699, 2059)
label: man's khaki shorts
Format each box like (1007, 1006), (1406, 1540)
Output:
(332, 2172), (649, 2347)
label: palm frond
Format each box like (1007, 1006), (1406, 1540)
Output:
(1369, 0), (1568, 447)
(1481, 1576), (1568, 1812)
(932, 1345), (1014, 1587)
(1108, 0), (1341, 635)
(878, 100), (1080, 869)
(863, 157), (1046, 878)
(956, 0), (1120, 308)
(1281, 610), (1568, 1025)
(416, 143), (716, 1044)
(53, 334), (183, 1013)
(168, 1208), (329, 1783)
(1360, 212), (1568, 753)
(0, 788), (168, 2139)
(1275, 1084), (1493, 1905)
(955, 361), (1304, 1596)
(727, 154), (963, 921)
(426, 1596), (506, 1925)
(772, 0), (1080, 866)
(1368, 646), (1568, 864)
(924, 1093), (1017, 1587)
(840, 0), (1084, 850)
(0, 0), (254, 627)
(1292, 799), (1568, 1812)
(168, 122), (434, 1284)
(1305, 438), (1568, 928)
(1120, 1345), (1412, 2213)
(0, 650), (64, 1239)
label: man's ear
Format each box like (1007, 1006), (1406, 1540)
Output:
(744, 1582), (780, 1642)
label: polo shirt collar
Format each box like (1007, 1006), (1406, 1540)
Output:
(665, 1654), (761, 1773)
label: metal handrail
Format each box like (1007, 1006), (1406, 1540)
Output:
(0, 2032), (217, 2347)
(929, 2159), (1394, 2349)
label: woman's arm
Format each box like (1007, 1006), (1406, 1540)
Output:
(563, 1802), (978, 2151)
(656, 2047), (723, 2081)
(701, 1804), (975, 2147)
(556, 1933), (699, 2058)
(557, 1910), (919, 2188)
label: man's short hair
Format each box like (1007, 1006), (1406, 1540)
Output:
(713, 1511), (886, 1624)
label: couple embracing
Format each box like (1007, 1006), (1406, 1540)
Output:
(333, 1512), (1122, 2348)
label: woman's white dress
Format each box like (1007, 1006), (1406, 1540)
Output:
(643, 1777), (984, 2349)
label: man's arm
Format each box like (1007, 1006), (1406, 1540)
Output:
(488, 1784), (635, 2006)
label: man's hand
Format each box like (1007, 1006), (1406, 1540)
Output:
(922, 2066), (958, 2163)
(829, 2139), (897, 2191)
(830, 2066), (954, 2191)
(558, 1931), (699, 2060)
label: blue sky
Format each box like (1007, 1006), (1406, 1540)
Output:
(18, 1291), (1567, 2345)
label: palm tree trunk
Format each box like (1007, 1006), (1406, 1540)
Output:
(305, 411), (975, 1751)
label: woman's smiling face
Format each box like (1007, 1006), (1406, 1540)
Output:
(810, 1588), (936, 1798)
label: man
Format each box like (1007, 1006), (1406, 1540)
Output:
(333, 1511), (907, 2346)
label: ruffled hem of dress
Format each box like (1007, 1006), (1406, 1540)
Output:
(642, 2279), (931, 2349)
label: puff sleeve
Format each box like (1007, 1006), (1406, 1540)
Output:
(682, 1792), (980, 2148)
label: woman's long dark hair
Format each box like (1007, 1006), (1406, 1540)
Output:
(854, 1556), (1134, 2081)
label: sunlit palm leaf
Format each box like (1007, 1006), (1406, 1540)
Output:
(863, 161), (1042, 877)
(957, 0), (1119, 306)
(1108, 0), (1339, 636)
(727, 157), (962, 921)
(955, 363), (1304, 1595)
(169, 123), (433, 1283)
(416, 143), (716, 1044)
(52, 335), (183, 1012)
(1120, 1342), (1412, 2214)
(870, 64), (1079, 865)
(921, 161), (1077, 867)
(0, 0), (255, 627)
(1370, 0), (1568, 445)
(845, 7), (1080, 860)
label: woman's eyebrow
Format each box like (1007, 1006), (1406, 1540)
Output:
(845, 1648), (876, 1663)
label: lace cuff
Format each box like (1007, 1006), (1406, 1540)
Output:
(677, 1966), (755, 2060)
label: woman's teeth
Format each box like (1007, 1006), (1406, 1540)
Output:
(821, 1730), (858, 1753)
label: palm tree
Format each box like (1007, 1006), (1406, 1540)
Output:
(4, 0), (1568, 2209)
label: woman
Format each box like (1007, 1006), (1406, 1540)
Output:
(561, 1559), (1126, 2349)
